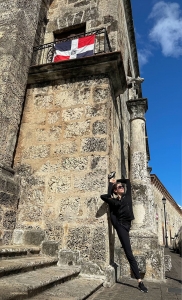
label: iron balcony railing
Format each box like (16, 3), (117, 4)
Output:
(31, 28), (112, 66)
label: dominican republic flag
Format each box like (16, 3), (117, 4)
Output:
(53, 35), (95, 62)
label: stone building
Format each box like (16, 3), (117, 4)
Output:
(0, 0), (181, 289)
(151, 174), (182, 248)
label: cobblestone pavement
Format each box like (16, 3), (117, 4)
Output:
(87, 248), (182, 300)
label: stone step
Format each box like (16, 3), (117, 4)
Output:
(0, 265), (81, 300)
(0, 245), (40, 259)
(0, 255), (58, 277)
(28, 277), (103, 300)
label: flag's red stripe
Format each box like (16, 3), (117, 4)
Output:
(78, 35), (95, 49)
(54, 55), (70, 62)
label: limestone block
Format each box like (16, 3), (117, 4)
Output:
(62, 157), (88, 170)
(53, 142), (77, 156)
(80, 261), (104, 276)
(81, 137), (107, 153)
(89, 227), (106, 261)
(2, 230), (13, 245)
(3, 210), (16, 230)
(45, 224), (63, 242)
(12, 229), (24, 245)
(64, 120), (90, 138)
(32, 85), (50, 95)
(62, 107), (84, 121)
(74, 171), (106, 191)
(0, 192), (17, 207)
(47, 111), (61, 124)
(35, 126), (62, 142)
(48, 175), (71, 193)
(85, 103), (107, 118)
(19, 205), (43, 223)
(103, 265), (116, 287)
(23, 145), (50, 159)
(34, 94), (53, 109)
(22, 110), (46, 125)
(90, 156), (107, 170)
(23, 230), (45, 246)
(39, 162), (62, 174)
(58, 249), (80, 266)
(164, 255), (172, 272)
(59, 196), (80, 221)
(41, 241), (59, 257)
(92, 120), (107, 135)
(93, 87), (111, 103)
(54, 88), (90, 107)
(66, 226), (92, 259)
(86, 196), (99, 217)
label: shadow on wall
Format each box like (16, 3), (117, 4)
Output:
(96, 202), (115, 265)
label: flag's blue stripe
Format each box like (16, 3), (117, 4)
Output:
(55, 40), (72, 51)
(77, 50), (94, 58)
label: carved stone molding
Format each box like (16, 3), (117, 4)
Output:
(127, 98), (148, 121)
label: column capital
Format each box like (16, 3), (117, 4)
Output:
(126, 98), (148, 121)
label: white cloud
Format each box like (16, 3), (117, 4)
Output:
(138, 49), (152, 68)
(149, 1), (182, 57)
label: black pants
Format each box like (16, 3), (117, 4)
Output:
(108, 182), (140, 279)
(115, 219), (140, 279)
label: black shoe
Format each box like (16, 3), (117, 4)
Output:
(138, 281), (148, 293)
(108, 171), (116, 179)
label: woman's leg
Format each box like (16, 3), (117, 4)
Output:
(116, 223), (140, 279)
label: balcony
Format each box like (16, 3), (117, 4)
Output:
(28, 28), (127, 96)
(31, 28), (112, 66)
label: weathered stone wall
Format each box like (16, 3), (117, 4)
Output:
(0, 0), (52, 244)
(151, 180), (182, 247)
(44, 0), (118, 48)
(13, 75), (127, 271)
(0, 166), (19, 245)
(0, 0), (47, 166)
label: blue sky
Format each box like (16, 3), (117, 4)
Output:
(131, 1), (182, 207)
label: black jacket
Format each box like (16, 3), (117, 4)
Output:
(100, 179), (134, 226)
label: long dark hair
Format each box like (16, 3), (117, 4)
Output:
(111, 183), (118, 195)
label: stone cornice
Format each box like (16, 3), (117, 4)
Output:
(151, 174), (182, 215)
(28, 52), (127, 97)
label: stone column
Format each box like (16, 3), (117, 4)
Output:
(127, 98), (149, 229)
(126, 99), (165, 280)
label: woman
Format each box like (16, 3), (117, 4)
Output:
(100, 172), (148, 293)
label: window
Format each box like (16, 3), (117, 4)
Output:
(53, 23), (86, 41)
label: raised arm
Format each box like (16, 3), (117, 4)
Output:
(100, 193), (120, 207)
(100, 179), (120, 207)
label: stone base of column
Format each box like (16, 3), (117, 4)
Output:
(115, 230), (165, 281)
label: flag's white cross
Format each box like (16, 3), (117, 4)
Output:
(55, 38), (94, 59)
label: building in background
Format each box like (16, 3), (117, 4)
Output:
(0, 0), (181, 288)
(151, 174), (182, 248)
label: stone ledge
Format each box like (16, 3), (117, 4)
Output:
(0, 265), (81, 300)
(27, 277), (103, 300)
(28, 52), (127, 96)
(0, 255), (58, 277)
